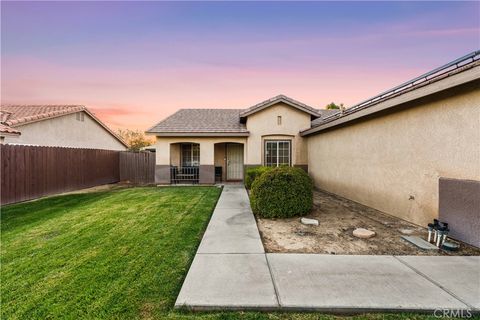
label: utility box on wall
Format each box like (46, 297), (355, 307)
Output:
(439, 178), (480, 248)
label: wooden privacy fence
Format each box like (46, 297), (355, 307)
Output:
(1, 145), (155, 205)
(119, 151), (155, 184)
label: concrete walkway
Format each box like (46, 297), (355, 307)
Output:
(175, 185), (480, 313)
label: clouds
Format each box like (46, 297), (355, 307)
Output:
(1, 1), (478, 130)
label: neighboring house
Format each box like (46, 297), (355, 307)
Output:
(147, 95), (338, 184)
(147, 51), (479, 244)
(0, 105), (127, 150)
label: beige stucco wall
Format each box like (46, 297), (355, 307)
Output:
(245, 102), (311, 165)
(307, 82), (480, 226)
(170, 143), (181, 166)
(3, 111), (126, 151)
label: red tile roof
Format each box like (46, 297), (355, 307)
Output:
(1, 105), (85, 126)
(0, 123), (21, 135)
(0, 105), (127, 146)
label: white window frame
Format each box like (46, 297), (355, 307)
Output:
(181, 143), (200, 167)
(264, 140), (291, 167)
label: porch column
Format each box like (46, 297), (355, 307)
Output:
(199, 141), (215, 184)
(155, 139), (170, 184)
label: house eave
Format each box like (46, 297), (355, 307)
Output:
(0, 132), (21, 137)
(239, 97), (320, 119)
(301, 61), (480, 137)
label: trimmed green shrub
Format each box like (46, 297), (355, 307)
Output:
(250, 166), (313, 218)
(244, 166), (272, 190)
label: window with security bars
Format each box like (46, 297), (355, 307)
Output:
(264, 140), (291, 167)
(181, 143), (200, 167)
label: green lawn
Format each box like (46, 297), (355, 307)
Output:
(1, 186), (451, 320)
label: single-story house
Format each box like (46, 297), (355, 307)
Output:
(147, 51), (479, 243)
(146, 95), (338, 184)
(0, 105), (128, 150)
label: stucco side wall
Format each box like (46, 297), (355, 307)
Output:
(307, 83), (480, 226)
(3, 111), (126, 150)
(245, 102), (311, 165)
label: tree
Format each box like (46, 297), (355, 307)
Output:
(117, 129), (154, 152)
(325, 102), (344, 110)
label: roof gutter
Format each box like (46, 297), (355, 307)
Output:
(301, 55), (480, 137)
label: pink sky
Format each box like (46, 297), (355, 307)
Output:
(2, 2), (478, 131)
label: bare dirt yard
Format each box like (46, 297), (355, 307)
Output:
(257, 190), (480, 255)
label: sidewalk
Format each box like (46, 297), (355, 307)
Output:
(176, 185), (277, 309)
(175, 185), (479, 313)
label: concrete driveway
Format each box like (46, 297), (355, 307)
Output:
(175, 185), (480, 313)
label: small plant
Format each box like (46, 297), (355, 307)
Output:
(244, 166), (272, 189)
(250, 166), (313, 218)
(325, 102), (344, 110)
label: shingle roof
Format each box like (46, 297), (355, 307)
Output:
(240, 94), (320, 118)
(0, 105), (127, 146)
(311, 109), (341, 126)
(147, 95), (323, 135)
(146, 109), (248, 135)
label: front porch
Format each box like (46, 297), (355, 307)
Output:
(155, 141), (245, 185)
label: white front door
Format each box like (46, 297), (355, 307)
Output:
(226, 144), (244, 180)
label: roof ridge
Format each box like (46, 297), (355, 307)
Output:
(239, 94), (320, 118)
(178, 108), (244, 111)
